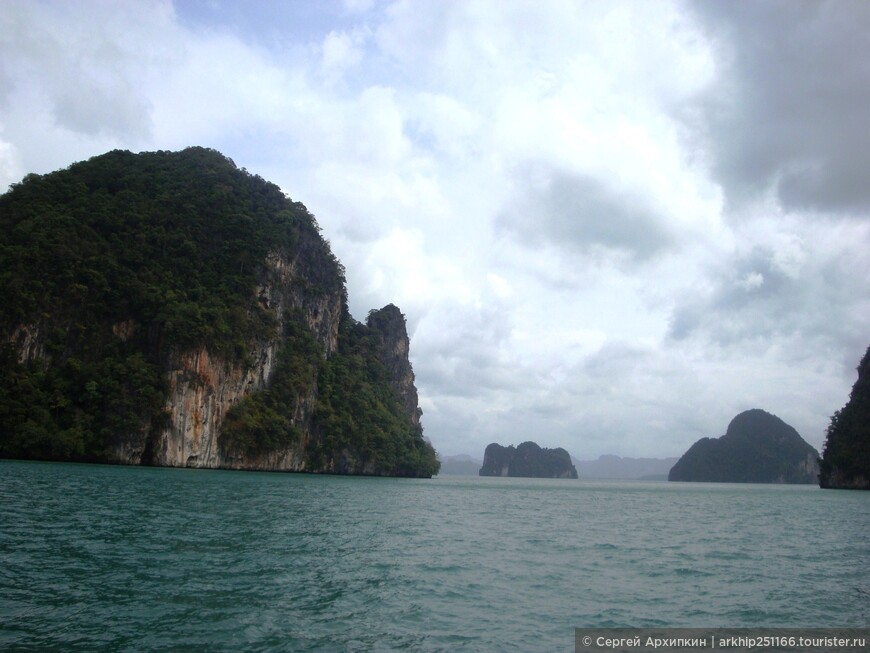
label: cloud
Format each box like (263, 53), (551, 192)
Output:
(1, 0), (867, 462)
(497, 165), (675, 262)
(669, 218), (870, 356)
(0, 1), (169, 142)
(688, 0), (870, 215)
(320, 28), (368, 80)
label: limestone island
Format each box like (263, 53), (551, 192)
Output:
(819, 345), (870, 489)
(479, 441), (578, 479)
(668, 409), (818, 483)
(0, 147), (439, 477)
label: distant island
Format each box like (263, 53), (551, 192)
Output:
(439, 452), (677, 479)
(479, 441), (578, 479)
(668, 409), (819, 483)
(819, 345), (870, 489)
(0, 147), (439, 478)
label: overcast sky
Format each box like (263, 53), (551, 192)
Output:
(2, 0), (868, 459)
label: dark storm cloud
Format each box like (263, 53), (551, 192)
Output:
(497, 166), (673, 261)
(688, 0), (870, 215)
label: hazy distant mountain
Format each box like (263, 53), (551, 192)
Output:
(669, 409), (819, 483)
(572, 455), (679, 480)
(437, 454), (482, 476)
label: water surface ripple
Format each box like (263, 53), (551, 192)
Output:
(1, 461), (868, 651)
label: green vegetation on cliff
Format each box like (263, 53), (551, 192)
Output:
(220, 312), (321, 457)
(310, 314), (440, 477)
(0, 146), (305, 460)
(819, 346), (870, 489)
(0, 147), (438, 476)
(0, 343), (166, 461)
(220, 307), (438, 476)
(479, 441), (578, 478)
(0, 148), (338, 356)
(668, 409), (819, 484)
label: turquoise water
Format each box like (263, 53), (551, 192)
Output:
(1, 461), (868, 652)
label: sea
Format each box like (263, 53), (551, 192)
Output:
(1, 460), (868, 652)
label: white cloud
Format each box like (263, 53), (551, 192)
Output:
(1, 0), (867, 461)
(320, 28), (367, 79)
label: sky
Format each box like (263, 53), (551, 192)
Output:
(1, 0), (868, 460)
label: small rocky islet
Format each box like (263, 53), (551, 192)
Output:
(479, 441), (578, 479)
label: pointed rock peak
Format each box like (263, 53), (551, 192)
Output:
(366, 304), (406, 332)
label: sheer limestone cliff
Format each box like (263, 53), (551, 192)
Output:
(0, 147), (438, 477)
(366, 304), (422, 428)
(110, 247), (343, 470)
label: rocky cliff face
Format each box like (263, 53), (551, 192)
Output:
(479, 441), (578, 479)
(480, 443), (513, 477)
(668, 409), (820, 483)
(106, 235), (344, 469)
(819, 346), (870, 489)
(366, 304), (421, 427)
(0, 147), (438, 476)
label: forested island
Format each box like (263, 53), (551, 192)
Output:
(668, 409), (818, 483)
(819, 346), (870, 489)
(479, 441), (578, 478)
(0, 147), (439, 477)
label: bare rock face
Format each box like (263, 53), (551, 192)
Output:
(479, 441), (578, 479)
(106, 247), (344, 470)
